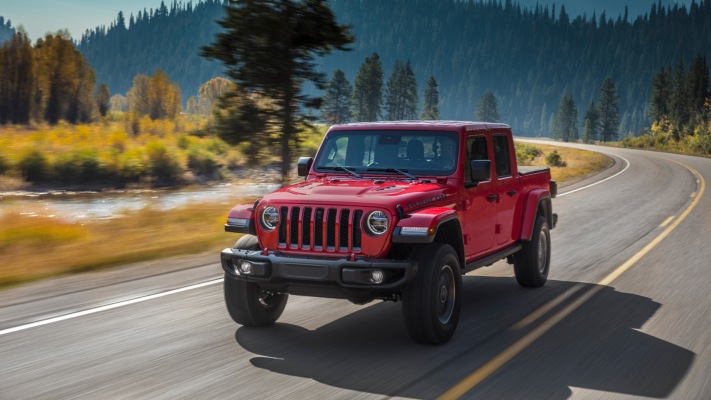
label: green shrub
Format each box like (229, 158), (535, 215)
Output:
(515, 143), (543, 165)
(0, 152), (8, 174)
(19, 150), (49, 182)
(146, 142), (181, 184)
(118, 148), (147, 182)
(545, 150), (567, 167)
(205, 138), (230, 155)
(177, 134), (191, 150)
(53, 150), (104, 183)
(187, 148), (219, 176)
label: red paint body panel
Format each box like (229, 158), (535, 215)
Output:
(225, 121), (554, 264)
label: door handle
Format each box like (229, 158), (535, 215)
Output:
(487, 194), (499, 202)
(507, 189), (518, 196)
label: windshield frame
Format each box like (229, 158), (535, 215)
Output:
(313, 130), (459, 177)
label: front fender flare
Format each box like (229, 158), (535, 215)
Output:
(225, 203), (257, 234)
(392, 207), (458, 244)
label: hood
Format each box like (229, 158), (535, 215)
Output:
(262, 178), (458, 210)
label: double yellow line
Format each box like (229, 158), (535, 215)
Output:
(439, 157), (705, 399)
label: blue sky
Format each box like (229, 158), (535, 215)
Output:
(1, 0), (694, 42)
(2, 0), (164, 41)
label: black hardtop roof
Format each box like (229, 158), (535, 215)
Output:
(328, 120), (511, 132)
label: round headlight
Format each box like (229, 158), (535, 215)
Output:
(261, 206), (280, 230)
(366, 210), (389, 236)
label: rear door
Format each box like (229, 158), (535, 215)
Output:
(491, 134), (520, 246)
(462, 134), (497, 258)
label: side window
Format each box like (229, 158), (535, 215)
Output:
(466, 135), (488, 181)
(492, 135), (511, 178)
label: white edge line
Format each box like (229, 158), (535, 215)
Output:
(0, 278), (224, 336)
(558, 154), (630, 197)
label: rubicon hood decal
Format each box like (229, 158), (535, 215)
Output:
(405, 194), (448, 210)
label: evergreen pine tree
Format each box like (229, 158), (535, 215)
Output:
(421, 76), (440, 120)
(385, 60), (418, 120)
(95, 83), (111, 117)
(385, 60), (406, 120)
(686, 55), (710, 122)
(352, 53), (383, 122)
(598, 78), (620, 142)
(201, 0), (354, 182)
(475, 91), (500, 122)
(321, 69), (352, 124)
(402, 61), (418, 119)
(648, 66), (672, 124)
(553, 94), (578, 142)
(670, 60), (690, 138)
(582, 101), (599, 143)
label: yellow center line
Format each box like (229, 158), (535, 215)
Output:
(659, 216), (675, 228)
(438, 157), (705, 400)
(692, 192), (697, 198)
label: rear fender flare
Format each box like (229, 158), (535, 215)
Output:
(520, 190), (552, 241)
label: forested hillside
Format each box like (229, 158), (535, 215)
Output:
(0, 17), (14, 43)
(78, 0), (224, 98)
(79, 0), (711, 136)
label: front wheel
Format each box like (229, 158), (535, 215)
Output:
(224, 235), (288, 327)
(402, 243), (462, 345)
(514, 215), (550, 287)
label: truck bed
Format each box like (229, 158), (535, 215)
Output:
(518, 166), (551, 176)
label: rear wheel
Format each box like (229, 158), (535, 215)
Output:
(224, 235), (288, 326)
(402, 243), (462, 344)
(514, 215), (550, 287)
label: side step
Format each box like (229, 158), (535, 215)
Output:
(463, 244), (523, 273)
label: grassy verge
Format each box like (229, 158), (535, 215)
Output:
(515, 142), (613, 186)
(0, 200), (244, 289)
(0, 142), (610, 289)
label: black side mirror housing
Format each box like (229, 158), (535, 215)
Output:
(466, 159), (491, 188)
(297, 157), (313, 177)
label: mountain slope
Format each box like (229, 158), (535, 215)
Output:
(78, 0), (711, 136)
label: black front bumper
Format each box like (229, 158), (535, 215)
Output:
(220, 248), (418, 300)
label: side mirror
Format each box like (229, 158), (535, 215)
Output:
(297, 157), (313, 178)
(467, 160), (491, 187)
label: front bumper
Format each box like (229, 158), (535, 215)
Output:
(220, 248), (418, 300)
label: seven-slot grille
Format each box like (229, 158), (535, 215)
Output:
(277, 206), (364, 252)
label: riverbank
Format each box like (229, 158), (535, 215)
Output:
(0, 143), (611, 289)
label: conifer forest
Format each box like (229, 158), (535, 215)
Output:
(2, 0), (710, 138)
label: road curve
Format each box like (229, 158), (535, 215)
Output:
(1, 143), (710, 399)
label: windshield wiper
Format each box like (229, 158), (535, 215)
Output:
(366, 168), (419, 181)
(319, 166), (362, 178)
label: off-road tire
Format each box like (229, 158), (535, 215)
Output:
(224, 235), (288, 327)
(514, 215), (550, 287)
(402, 243), (462, 344)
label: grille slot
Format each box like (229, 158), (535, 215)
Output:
(290, 207), (300, 247)
(314, 208), (324, 249)
(339, 210), (350, 250)
(278, 206), (288, 245)
(302, 207), (312, 248)
(275, 206), (364, 253)
(326, 209), (337, 249)
(352, 210), (363, 250)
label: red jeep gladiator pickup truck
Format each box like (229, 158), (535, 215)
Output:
(221, 121), (557, 344)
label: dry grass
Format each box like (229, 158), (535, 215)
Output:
(0, 199), (248, 288)
(518, 143), (612, 186)
(0, 142), (610, 288)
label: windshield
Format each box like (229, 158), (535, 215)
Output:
(313, 130), (459, 177)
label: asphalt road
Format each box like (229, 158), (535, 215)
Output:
(1, 142), (710, 400)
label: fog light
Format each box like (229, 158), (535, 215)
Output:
(370, 269), (385, 284)
(239, 261), (253, 275)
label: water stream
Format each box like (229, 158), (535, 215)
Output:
(0, 183), (281, 222)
